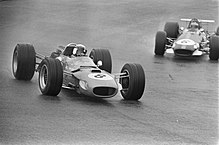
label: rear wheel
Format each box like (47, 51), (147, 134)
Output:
(12, 44), (36, 80)
(38, 58), (63, 96)
(209, 36), (219, 60)
(154, 31), (167, 55)
(89, 49), (112, 73)
(120, 63), (145, 100)
(164, 22), (179, 38)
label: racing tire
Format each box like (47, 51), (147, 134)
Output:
(38, 58), (63, 96)
(154, 31), (166, 56)
(164, 22), (179, 38)
(120, 63), (145, 100)
(12, 44), (36, 80)
(89, 49), (112, 73)
(209, 36), (219, 60)
(215, 26), (219, 36)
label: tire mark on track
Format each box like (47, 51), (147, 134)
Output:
(168, 74), (174, 80)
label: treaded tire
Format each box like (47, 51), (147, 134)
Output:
(12, 44), (36, 80)
(120, 63), (145, 100)
(209, 36), (219, 60)
(38, 58), (63, 96)
(154, 31), (167, 55)
(164, 22), (179, 38)
(89, 49), (112, 73)
(215, 26), (219, 36)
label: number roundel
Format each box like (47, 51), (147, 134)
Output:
(176, 39), (195, 45)
(88, 73), (113, 80)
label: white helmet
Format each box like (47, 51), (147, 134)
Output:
(73, 44), (87, 56)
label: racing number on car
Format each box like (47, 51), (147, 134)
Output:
(94, 74), (106, 78)
(181, 40), (188, 43)
(177, 39), (195, 46)
(88, 73), (113, 80)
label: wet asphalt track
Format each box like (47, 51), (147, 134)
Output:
(0, 0), (218, 145)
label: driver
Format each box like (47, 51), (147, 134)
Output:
(188, 18), (201, 32)
(189, 22), (199, 31)
(63, 43), (76, 57)
(72, 44), (87, 56)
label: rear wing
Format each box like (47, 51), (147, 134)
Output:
(180, 18), (215, 23)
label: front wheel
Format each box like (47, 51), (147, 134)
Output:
(209, 36), (219, 60)
(154, 31), (167, 56)
(119, 63), (145, 100)
(38, 58), (63, 96)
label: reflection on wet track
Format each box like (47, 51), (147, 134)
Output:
(0, 0), (218, 144)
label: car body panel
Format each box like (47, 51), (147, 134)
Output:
(171, 30), (207, 57)
(177, 30), (203, 42)
(60, 54), (119, 98)
(63, 56), (97, 72)
(75, 70), (118, 98)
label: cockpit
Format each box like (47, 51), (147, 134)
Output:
(63, 43), (87, 57)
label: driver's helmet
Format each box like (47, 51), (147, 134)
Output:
(72, 44), (87, 56)
(188, 18), (200, 30)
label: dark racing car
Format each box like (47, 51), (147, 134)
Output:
(154, 18), (219, 60)
(12, 43), (145, 100)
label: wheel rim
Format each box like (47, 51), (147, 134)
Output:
(39, 64), (48, 90)
(12, 49), (18, 75)
(121, 69), (130, 95)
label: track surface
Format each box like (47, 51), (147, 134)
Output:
(0, 0), (218, 145)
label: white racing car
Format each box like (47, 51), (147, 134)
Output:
(12, 43), (145, 100)
(154, 18), (219, 60)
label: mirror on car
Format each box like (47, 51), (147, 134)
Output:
(97, 60), (103, 67)
(180, 27), (184, 31)
(200, 28), (204, 32)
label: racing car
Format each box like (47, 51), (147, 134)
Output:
(12, 43), (145, 100)
(154, 18), (219, 60)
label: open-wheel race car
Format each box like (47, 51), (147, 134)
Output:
(12, 43), (145, 100)
(154, 18), (219, 60)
